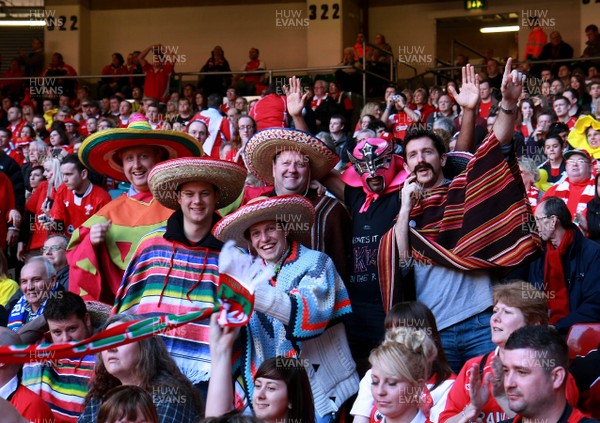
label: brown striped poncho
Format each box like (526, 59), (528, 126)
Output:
(378, 131), (542, 313)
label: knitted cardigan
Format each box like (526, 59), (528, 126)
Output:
(242, 241), (358, 417)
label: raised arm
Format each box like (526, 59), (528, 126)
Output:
(448, 64), (480, 152)
(206, 314), (239, 417)
(394, 175), (420, 264)
(320, 169), (345, 202)
(493, 57), (524, 145)
(284, 76), (309, 132)
(138, 45), (154, 68)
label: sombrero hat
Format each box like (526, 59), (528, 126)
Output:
(148, 157), (247, 209)
(78, 115), (204, 182)
(568, 115), (600, 159)
(212, 195), (315, 247)
(245, 128), (339, 184)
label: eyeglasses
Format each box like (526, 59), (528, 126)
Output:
(82, 104), (90, 107)
(238, 125), (254, 130)
(42, 245), (65, 253)
(566, 159), (589, 165)
(534, 215), (553, 223)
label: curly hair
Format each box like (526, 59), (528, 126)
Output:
(85, 314), (202, 414)
(369, 326), (437, 386)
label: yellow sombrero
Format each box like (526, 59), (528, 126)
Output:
(567, 115), (600, 159)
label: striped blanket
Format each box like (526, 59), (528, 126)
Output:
(112, 226), (221, 384)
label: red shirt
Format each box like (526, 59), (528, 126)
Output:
(49, 183), (112, 235)
(142, 62), (174, 103)
(416, 103), (436, 124)
(243, 59), (265, 84)
(389, 111), (418, 141)
(10, 383), (55, 422)
(26, 180), (56, 250)
(0, 173), (15, 251)
(479, 100), (494, 120)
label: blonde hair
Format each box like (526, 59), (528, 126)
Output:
(369, 327), (437, 386)
(360, 102), (381, 119)
(44, 156), (64, 190)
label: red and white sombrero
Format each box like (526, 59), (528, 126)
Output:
(212, 195), (315, 247)
(244, 128), (339, 184)
(148, 157), (247, 210)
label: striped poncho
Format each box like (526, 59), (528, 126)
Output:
(378, 131), (542, 312)
(113, 211), (222, 384)
(22, 355), (95, 422)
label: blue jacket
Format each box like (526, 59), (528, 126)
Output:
(528, 228), (600, 333)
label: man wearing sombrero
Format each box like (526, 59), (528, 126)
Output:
(67, 115), (204, 304)
(244, 127), (352, 282)
(212, 195), (358, 421)
(112, 156), (246, 396)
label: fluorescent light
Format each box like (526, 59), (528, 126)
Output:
(0, 20), (46, 27)
(480, 25), (520, 33)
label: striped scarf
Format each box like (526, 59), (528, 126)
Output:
(8, 284), (60, 332)
(545, 178), (595, 219)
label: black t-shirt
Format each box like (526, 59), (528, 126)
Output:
(344, 185), (400, 304)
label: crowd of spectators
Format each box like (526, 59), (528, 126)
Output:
(0, 24), (598, 423)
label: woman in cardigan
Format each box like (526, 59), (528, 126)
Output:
(212, 195), (359, 423)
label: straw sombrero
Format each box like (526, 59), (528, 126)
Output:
(212, 195), (315, 247)
(148, 157), (247, 209)
(245, 128), (339, 184)
(568, 115), (600, 159)
(78, 116), (204, 181)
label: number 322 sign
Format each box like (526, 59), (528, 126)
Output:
(308, 3), (341, 20)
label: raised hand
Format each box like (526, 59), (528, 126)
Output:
(284, 76), (308, 118)
(447, 64), (480, 110)
(500, 57), (525, 109)
(468, 362), (491, 411)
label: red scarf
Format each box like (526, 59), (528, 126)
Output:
(544, 228), (573, 324)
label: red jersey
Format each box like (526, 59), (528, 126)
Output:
(479, 100), (494, 119)
(49, 183), (112, 235)
(9, 120), (26, 143)
(389, 111), (418, 141)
